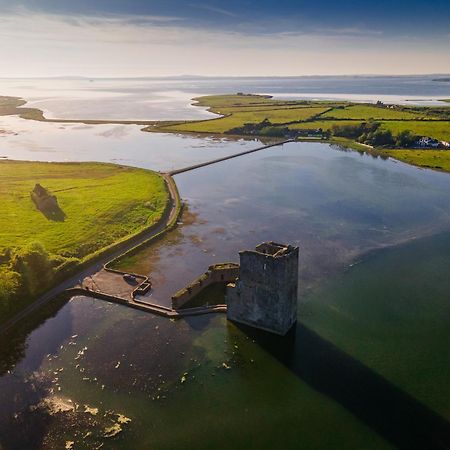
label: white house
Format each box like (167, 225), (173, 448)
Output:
(415, 136), (440, 148)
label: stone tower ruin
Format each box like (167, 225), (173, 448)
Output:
(226, 242), (299, 335)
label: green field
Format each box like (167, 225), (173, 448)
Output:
(162, 106), (330, 134)
(0, 161), (169, 320)
(380, 120), (450, 141)
(288, 120), (364, 131)
(384, 150), (450, 171)
(152, 94), (449, 138)
(321, 104), (434, 120)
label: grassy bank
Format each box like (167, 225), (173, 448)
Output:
(383, 150), (450, 172)
(0, 161), (169, 322)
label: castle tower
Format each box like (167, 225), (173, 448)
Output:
(226, 242), (299, 335)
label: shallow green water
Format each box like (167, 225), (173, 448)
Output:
(303, 230), (450, 420)
(1, 142), (450, 449)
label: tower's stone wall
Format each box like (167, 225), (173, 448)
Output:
(226, 242), (299, 335)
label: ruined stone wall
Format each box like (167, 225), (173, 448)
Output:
(172, 263), (239, 309)
(227, 245), (298, 335)
(31, 189), (58, 211)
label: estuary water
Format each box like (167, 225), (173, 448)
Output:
(1, 134), (450, 449)
(0, 74), (449, 121)
(1, 76), (450, 449)
(0, 115), (261, 171)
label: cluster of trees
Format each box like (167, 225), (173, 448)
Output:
(392, 130), (418, 147)
(0, 242), (78, 317)
(228, 119), (300, 138)
(332, 122), (377, 139)
(226, 118), (274, 136)
(227, 118), (421, 148)
(332, 122), (418, 148)
(228, 119), (330, 139)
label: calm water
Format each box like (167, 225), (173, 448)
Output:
(0, 75), (449, 121)
(0, 115), (262, 172)
(1, 141), (450, 449)
(120, 143), (450, 306)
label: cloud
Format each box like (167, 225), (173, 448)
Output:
(188, 3), (237, 18)
(308, 26), (383, 36)
(0, 9), (448, 77)
(5, 4), (183, 26)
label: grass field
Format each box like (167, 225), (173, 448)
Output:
(288, 120), (365, 131)
(0, 161), (167, 257)
(321, 104), (434, 120)
(384, 150), (450, 171)
(0, 161), (169, 320)
(152, 95), (449, 138)
(161, 106), (330, 133)
(380, 120), (450, 141)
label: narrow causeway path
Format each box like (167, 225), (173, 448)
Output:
(168, 140), (293, 175)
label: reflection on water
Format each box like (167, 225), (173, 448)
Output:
(2, 141), (450, 448)
(125, 142), (450, 306)
(0, 298), (393, 450)
(0, 115), (261, 172)
(0, 75), (449, 120)
(0, 78), (216, 121)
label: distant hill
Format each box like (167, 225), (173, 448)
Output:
(433, 78), (450, 82)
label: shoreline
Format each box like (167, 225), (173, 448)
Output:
(2, 94), (449, 174)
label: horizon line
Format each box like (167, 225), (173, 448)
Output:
(1, 73), (450, 80)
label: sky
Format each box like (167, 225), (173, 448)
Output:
(0, 0), (449, 77)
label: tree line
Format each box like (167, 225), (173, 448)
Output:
(0, 242), (78, 319)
